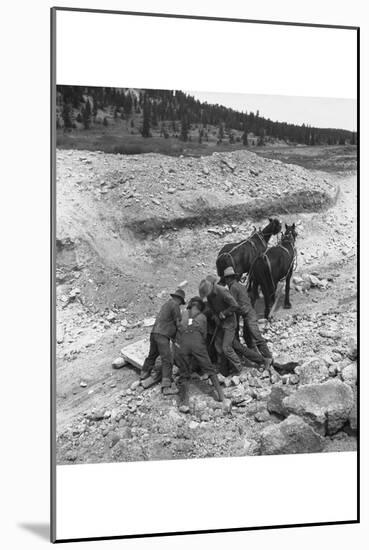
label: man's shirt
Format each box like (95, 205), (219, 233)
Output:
(152, 298), (181, 339)
(228, 280), (252, 316)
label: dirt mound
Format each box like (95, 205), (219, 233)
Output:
(57, 148), (337, 240)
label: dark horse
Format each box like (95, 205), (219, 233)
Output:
(216, 218), (282, 281)
(250, 223), (297, 318)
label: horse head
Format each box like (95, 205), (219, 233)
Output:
(284, 222), (298, 242)
(264, 217), (282, 238)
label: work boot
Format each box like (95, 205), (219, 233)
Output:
(161, 378), (178, 395)
(141, 370), (161, 389)
(210, 374), (225, 402)
(210, 375), (232, 413)
(141, 374), (160, 390)
(140, 367), (151, 381)
(177, 381), (190, 413)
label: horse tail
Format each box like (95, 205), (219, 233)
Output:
(262, 254), (275, 300)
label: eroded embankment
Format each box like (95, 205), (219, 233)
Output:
(126, 187), (339, 238)
(57, 146), (339, 241)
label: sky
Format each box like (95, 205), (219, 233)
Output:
(185, 91), (357, 132)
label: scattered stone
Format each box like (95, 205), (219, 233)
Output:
(243, 439), (258, 455)
(57, 326), (65, 344)
(143, 317), (156, 327)
(283, 379), (354, 435)
(112, 357), (126, 369)
(80, 381), (87, 388)
(70, 288), (81, 298)
(189, 420), (199, 430)
(308, 274), (321, 287)
(328, 364), (338, 377)
(254, 410), (271, 422)
(65, 451), (78, 462)
(347, 341), (357, 361)
(87, 410), (105, 421)
(319, 330), (339, 340)
(217, 373), (226, 384)
(260, 415), (324, 455)
(341, 363), (357, 386)
(231, 375), (240, 386)
(295, 358), (329, 385)
(267, 386), (292, 417)
(221, 159), (236, 171)
(110, 433), (120, 448)
(107, 311), (117, 322)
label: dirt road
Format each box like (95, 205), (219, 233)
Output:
(55, 149), (357, 464)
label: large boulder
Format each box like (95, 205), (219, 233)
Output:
(283, 379), (354, 435)
(259, 415), (324, 455)
(267, 386), (292, 417)
(341, 363), (357, 387)
(295, 358), (329, 385)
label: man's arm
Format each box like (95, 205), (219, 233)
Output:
(230, 284), (248, 316)
(172, 301), (182, 329)
(219, 286), (239, 317)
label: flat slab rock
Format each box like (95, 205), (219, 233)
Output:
(283, 379), (354, 436)
(260, 415), (324, 455)
(121, 338), (150, 370)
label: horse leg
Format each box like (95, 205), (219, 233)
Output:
(259, 277), (271, 319)
(250, 278), (259, 307)
(284, 272), (292, 309)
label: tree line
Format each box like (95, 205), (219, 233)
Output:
(56, 85), (356, 146)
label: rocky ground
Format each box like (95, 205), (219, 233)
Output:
(55, 146), (357, 464)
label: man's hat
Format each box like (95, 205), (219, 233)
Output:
(170, 288), (186, 304)
(199, 278), (214, 299)
(187, 296), (205, 311)
(224, 266), (236, 277)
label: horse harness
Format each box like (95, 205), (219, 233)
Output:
(264, 238), (297, 293)
(217, 230), (267, 272)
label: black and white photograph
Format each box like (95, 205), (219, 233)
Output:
(55, 84), (357, 464)
(2, 0), (366, 547)
(50, 6), (360, 542)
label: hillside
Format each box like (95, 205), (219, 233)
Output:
(56, 86), (356, 156)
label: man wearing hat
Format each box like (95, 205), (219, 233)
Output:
(140, 288), (185, 395)
(174, 296), (230, 413)
(199, 275), (242, 374)
(223, 266), (273, 370)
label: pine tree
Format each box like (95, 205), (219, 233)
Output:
(82, 99), (92, 129)
(180, 115), (189, 141)
(62, 103), (73, 130)
(218, 123), (224, 143)
(242, 120), (248, 146)
(92, 100), (98, 121)
(141, 101), (151, 138)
